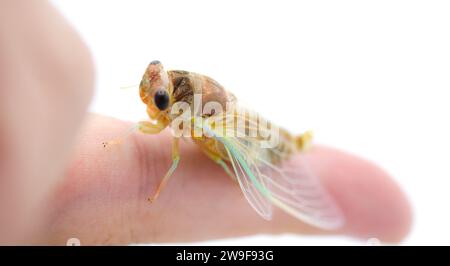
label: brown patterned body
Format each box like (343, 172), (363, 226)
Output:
(167, 70), (299, 165)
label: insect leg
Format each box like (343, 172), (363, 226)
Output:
(215, 158), (236, 181)
(102, 124), (138, 148)
(200, 148), (236, 181)
(136, 120), (167, 134)
(102, 120), (166, 148)
(148, 137), (180, 203)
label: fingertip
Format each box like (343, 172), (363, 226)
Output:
(307, 146), (412, 243)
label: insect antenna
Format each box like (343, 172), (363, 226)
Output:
(120, 84), (139, 90)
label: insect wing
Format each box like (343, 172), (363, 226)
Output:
(204, 114), (345, 230)
(222, 137), (273, 220)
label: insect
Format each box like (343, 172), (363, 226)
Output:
(108, 60), (344, 230)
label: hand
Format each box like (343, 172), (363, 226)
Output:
(0, 1), (411, 245)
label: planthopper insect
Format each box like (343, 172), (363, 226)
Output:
(105, 60), (344, 230)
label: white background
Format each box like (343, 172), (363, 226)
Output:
(52, 0), (450, 245)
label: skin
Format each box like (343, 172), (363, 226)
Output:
(0, 1), (412, 245)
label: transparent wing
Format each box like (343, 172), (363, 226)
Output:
(203, 112), (345, 230)
(224, 141), (273, 220)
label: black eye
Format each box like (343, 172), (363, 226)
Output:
(154, 89), (170, 110)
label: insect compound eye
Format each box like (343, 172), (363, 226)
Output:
(154, 89), (170, 110)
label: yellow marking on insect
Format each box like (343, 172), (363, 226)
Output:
(296, 130), (314, 152)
